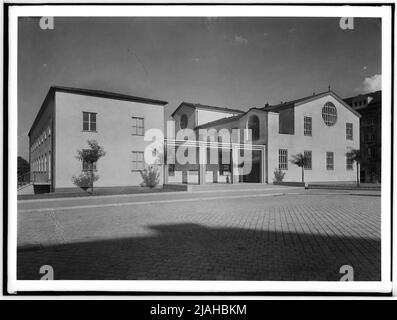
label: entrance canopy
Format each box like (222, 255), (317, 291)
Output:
(164, 139), (266, 185)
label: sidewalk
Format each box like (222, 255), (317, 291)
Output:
(17, 185), (177, 201)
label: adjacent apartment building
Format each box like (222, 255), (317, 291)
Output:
(27, 86), (167, 193)
(344, 90), (381, 182)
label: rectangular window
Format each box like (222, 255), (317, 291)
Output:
(346, 123), (353, 140)
(346, 152), (353, 170)
(278, 149), (288, 170)
(82, 161), (97, 171)
(368, 147), (376, 159)
(279, 108), (295, 135)
(83, 112), (97, 132)
(326, 152), (334, 170)
(304, 116), (312, 136)
(131, 151), (145, 171)
(132, 117), (144, 136)
(304, 150), (312, 170)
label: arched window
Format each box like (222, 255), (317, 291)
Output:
(180, 114), (188, 129)
(322, 102), (337, 126)
(248, 115), (260, 140)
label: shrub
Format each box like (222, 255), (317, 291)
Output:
(76, 140), (106, 192)
(273, 168), (286, 182)
(72, 172), (99, 191)
(140, 165), (160, 188)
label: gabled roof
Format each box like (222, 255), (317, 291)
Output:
(194, 107), (267, 130)
(195, 114), (244, 130)
(171, 101), (245, 118)
(261, 90), (362, 117)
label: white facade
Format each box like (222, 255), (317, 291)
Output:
(267, 94), (360, 183)
(171, 91), (361, 184)
(28, 87), (360, 192)
(29, 87), (167, 191)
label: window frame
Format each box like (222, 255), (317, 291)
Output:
(346, 152), (354, 170)
(248, 115), (260, 140)
(322, 102), (337, 126)
(304, 116), (312, 136)
(180, 114), (188, 129)
(346, 122), (353, 140)
(82, 112), (97, 132)
(304, 150), (312, 170)
(131, 116), (145, 136)
(131, 151), (145, 171)
(278, 149), (288, 170)
(326, 152), (334, 170)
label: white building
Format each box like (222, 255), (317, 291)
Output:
(26, 86), (167, 193)
(168, 91), (361, 184)
(22, 87), (361, 194)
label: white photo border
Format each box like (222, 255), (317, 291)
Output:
(6, 3), (393, 295)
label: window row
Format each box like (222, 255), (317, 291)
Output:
(82, 112), (145, 136)
(303, 116), (353, 140)
(32, 153), (51, 173)
(352, 100), (366, 107)
(78, 151), (146, 172)
(362, 118), (375, 127)
(278, 149), (354, 171)
(363, 133), (376, 143)
(31, 126), (51, 153)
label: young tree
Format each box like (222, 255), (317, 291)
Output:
(76, 140), (106, 193)
(290, 153), (309, 183)
(347, 148), (362, 187)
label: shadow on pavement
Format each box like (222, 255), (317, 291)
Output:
(17, 223), (381, 281)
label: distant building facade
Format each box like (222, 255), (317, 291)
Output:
(169, 91), (361, 184)
(344, 91), (381, 182)
(28, 86), (167, 192)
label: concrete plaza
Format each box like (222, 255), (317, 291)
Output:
(17, 185), (381, 281)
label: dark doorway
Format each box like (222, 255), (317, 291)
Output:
(240, 150), (261, 183)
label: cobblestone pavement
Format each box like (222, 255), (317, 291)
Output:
(17, 189), (381, 281)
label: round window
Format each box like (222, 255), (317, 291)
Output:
(180, 114), (188, 129)
(322, 102), (337, 126)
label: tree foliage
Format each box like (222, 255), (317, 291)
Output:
(140, 165), (160, 188)
(72, 172), (99, 190)
(273, 168), (286, 182)
(290, 153), (310, 183)
(75, 140), (106, 192)
(76, 139), (106, 165)
(346, 148), (362, 187)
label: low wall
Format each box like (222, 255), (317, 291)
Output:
(163, 184), (192, 192)
(273, 182), (305, 187)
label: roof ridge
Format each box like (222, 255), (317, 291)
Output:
(261, 90), (330, 110)
(51, 85), (168, 106)
(195, 114), (244, 129)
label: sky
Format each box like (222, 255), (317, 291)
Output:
(18, 17), (381, 159)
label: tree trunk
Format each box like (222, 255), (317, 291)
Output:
(356, 162), (360, 188)
(90, 163), (94, 193)
(301, 167), (304, 183)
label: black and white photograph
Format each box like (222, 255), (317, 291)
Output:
(5, 2), (393, 295)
